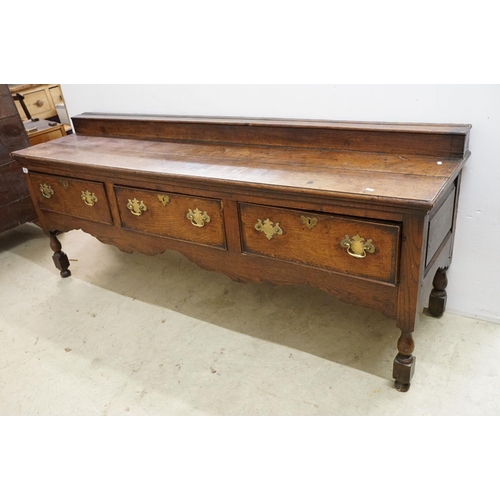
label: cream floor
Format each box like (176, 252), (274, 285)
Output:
(1, 223), (499, 416)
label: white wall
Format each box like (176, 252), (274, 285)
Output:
(62, 85), (500, 323)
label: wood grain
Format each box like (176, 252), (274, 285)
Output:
(426, 186), (455, 266)
(38, 210), (399, 319)
(0, 195), (35, 233)
(28, 123), (66, 146)
(29, 172), (113, 225)
(11, 134), (466, 210)
(0, 84), (36, 232)
(240, 202), (400, 283)
(115, 186), (226, 249)
(0, 161), (31, 205)
(72, 113), (471, 157)
(396, 214), (427, 333)
(0, 115), (30, 166)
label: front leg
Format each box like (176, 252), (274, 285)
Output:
(49, 231), (71, 278)
(393, 331), (415, 392)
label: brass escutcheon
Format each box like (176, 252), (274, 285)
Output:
(157, 194), (170, 206)
(60, 179), (69, 189)
(300, 215), (318, 230)
(340, 234), (375, 259)
(187, 208), (211, 227)
(40, 183), (54, 199)
(255, 218), (283, 240)
(81, 190), (98, 206)
(127, 198), (147, 216)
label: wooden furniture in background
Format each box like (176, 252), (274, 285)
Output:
(0, 84), (36, 233)
(10, 84), (63, 121)
(11, 113), (471, 391)
(9, 84), (72, 135)
(9, 84), (69, 146)
(25, 121), (66, 146)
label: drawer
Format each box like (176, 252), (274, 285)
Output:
(239, 203), (400, 283)
(115, 186), (226, 249)
(29, 172), (113, 224)
(28, 124), (66, 146)
(15, 89), (54, 120)
(49, 86), (64, 106)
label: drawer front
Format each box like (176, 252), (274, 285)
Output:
(115, 186), (226, 248)
(49, 86), (64, 106)
(240, 203), (400, 283)
(29, 172), (113, 224)
(16, 89), (54, 120)
(29, 125), (66, 146)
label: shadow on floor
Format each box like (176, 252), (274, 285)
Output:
(4, 225), (415, 382)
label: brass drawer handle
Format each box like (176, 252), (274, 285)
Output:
(255, 218), (283, 240)
(340, 234), (375, 259)
(187, 208), (211, 227)
(40, 183), (54, 198)
(81, 190), (98, 206)
(127, 198), (147, 216)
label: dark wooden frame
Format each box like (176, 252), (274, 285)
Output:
(0, 84), (36, 233)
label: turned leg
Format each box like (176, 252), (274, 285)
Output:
(428, 267), (448, 318)
(393, 331), (415, 392)
(49, 231), (71, 278)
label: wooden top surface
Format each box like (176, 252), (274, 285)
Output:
(12, 133), (467, 210)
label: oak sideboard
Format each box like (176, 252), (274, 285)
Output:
(11, 113), (471, 391)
